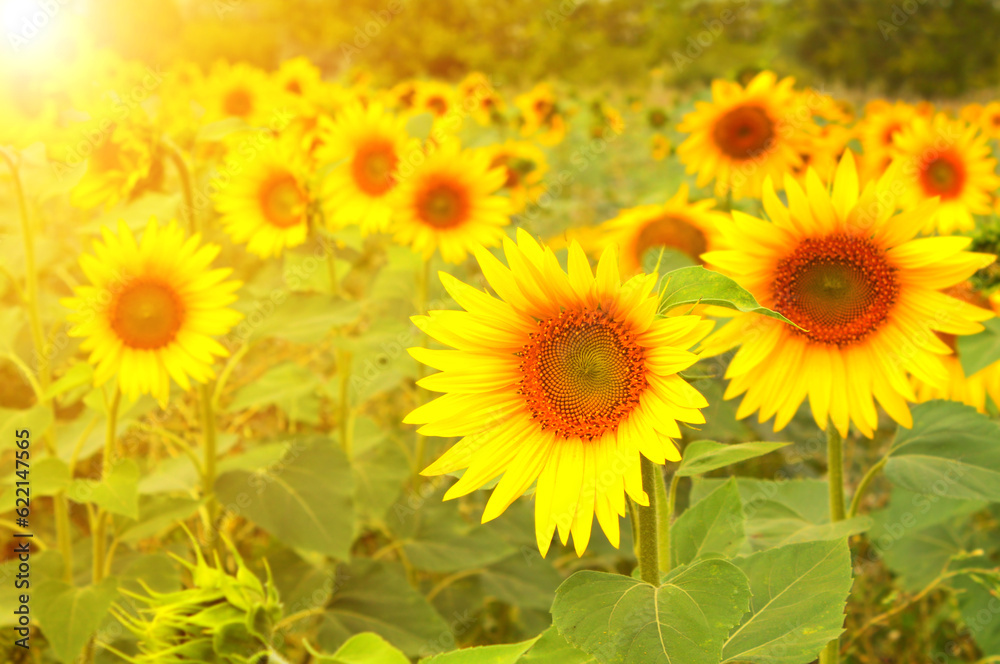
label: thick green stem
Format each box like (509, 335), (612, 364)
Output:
(337, 349), (353, 457)
(847, 457), (887, 519)
(820, 422), (846, 664)
(200, 383), (219, 525)
(93, 387), (121, 586)
(634, 457), (661, 586)
(652, 466), (670, 574)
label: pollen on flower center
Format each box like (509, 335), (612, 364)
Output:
(351, 139), (398, 195)
(223, 87), (253, 118)
(518, 308), (647, 440)
(260, 173), (306, 228)
(919, 152), (966, 199)
(110, 279), (186, 350)
(635, 215), (708, 264)
(712, 105), (775, 160)
(416, 179), (470, 228)
(772, 234), (899, 347)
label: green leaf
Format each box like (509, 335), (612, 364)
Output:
(658, 266), (797, 326)
(69, 459), (140, 519)
(722, 539), (854, 664)
(215, 436), (355, 559)
(244, 293), (362, 344)
(886, 400), (1000, 501)
(43, 362), (94, 402)
(518, 627), (595, 663)
(676, 441), (791, 477)
(228, 362), (323, 424)
(29, 457), (71, 496)
(35, 577), (118, 663)
(958, 318), (1000, 377)
(0, 403), (54, 442)
(479, 553), (564, 611)
(551, 559), (751, 664)
(117, 495), (202, 542)
(311, 632), (410, 664)
(392, 499), (516, 574)
(420, 639), (539, 664)
(671, 478), (746, 567)
(350, 418), (411, 529)
(318, 560), (451, 657)
(406, 112), (435, 139)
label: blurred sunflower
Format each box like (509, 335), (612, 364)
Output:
(274, 56), (323, 100)
(581, 184), (727, 276)
(973, 101), (1000, 140)
(407, 232), (711, 555)
(387, 80), (419, 112)
(891, 113), (999, 234)
(647, 107), (669, 130)
(651, 133), (671, 161)
(857, 100), (925, 182)
(459, 72), (504, 126)
(201, 62), (276, 126)
(69, 120), (159, 210)
(319, 102), (418, 234)
(515, 83), (566, 146)
(789, 124), (853, 187)
(912, 282), (1000, 412)
(391, 141), (511, 263)
(214, 134), (311, 258)
(63, 220), (242, 406)
(483, 139), (548, 213)
(676, 71), (809, 199)
(415, 80), (457, 121)
(700, 152), (996, 437)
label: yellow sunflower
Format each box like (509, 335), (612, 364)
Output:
(515, 84), (567, 146)
(69, 120), (157, 211)
(890, 113), (1000, 234)
(391, 141), (511, 263)
(406, 231), (711, 555)
(913, 283), (1000, 413)
(273, 56), (323, 100)
(414, 80), (458, 121)
(63, 220), (242, 406)
(700, 152), (996, 437)
(318, 102), (418, 234)
(676, 71), (811, 200)
(789, 123), (853, 187)
(651, 133), (671, 161)
(583, 184), (728, 276)
(459, 72), (504, 126)
(214, 134), (312, 258)
(482, 139), (548, 214)
(857, 100), (925, 183)
(973, 101), (1000, 140)
(200, 61), (279, 126)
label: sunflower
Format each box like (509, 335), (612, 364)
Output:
(482, 140), (548, 213)
(459, 72), (504, 126)
(318, 102), (418, 234)
(890, 113), (1000, 234)
(414, 80), (458, 121)
(789, 124), (853, 187)
(63, 220), (242, 406)
(200, 62), (278, 126)
(700, 152), (996, 437)
(912, 282), (1000, 413)
(676, 71), (811, 200)
(651, 133), (671, 161)
(515, 84), (566, 146)
(406, 231), (711, 555)
(390, 141), (511, 263)
(214, 134), (311, 258)
(69, 120), (157, 211)
(857, 100), (925, 183)
(274, 56), (323, 100)
(972, 101), (1000, 140)
(581, 184), (727, 276)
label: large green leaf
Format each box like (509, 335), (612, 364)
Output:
(885, 400), (1000, 502)
(29, 457), (71, 496)
(676, 441), (791, 477)
(310, 632), (410, 664)
(420, 639), (539, 664)
(551, 559), (751, 664)
(658, 266), (796, 326)
(318, 560), (451, 657)
(244, 293), (362, 344)
(722, 539), (853, 663)
(958, 318), (1000, 377)
(479, 554), (564, 611)
(671, 478), (746, 567)
(35, 577), (119, 663)
(350, 417), (411, 529)
(215, 436), (355, 559)
(69, 459), (140, 519)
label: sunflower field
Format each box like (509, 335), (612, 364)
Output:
(4, 1), (1000, 663)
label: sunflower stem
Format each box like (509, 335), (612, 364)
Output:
(200, 383), (220, 538)
(634, 456), (661, 586)
(820, 422), (845, 664)
(93, 386), (121, 586)
(337, 349), (353, 457)
(413, 258), (432, 483)
(652, 465), (671, 574)
(163, 139), (197, 234)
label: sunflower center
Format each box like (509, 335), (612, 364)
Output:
(260, 173), (306, 228)
(772, 234), (898, 346)
(286, 80), (303, 95)
(223, 87), (253, 118)
(635, 216), (708, 264)
(416, 180), (470, 229)
(351, 140), (398, 196)
(881, 123), (901, 146)
(110, 280), (185, 350)
(712, 104), (775, 160)
(919, 153), (966, 199)
(518, 308), (647, 440)
(426, 96), (448, 117)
